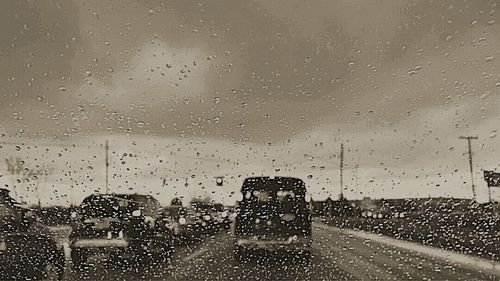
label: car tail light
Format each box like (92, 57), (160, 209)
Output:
(281, 213), (296, 221)
(144, 216), (155, 228)
(131, 209), (142, 217)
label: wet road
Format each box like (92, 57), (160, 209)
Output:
(60, 221), (500, 280)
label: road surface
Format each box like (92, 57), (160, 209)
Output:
(58, 221), (500, 280)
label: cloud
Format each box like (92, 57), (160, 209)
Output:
(1, 0), (500, 205)
(78, 42), (211, 105)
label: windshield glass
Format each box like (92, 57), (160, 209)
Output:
(2, 1), (500, 280)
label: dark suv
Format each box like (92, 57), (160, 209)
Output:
(233, 177), (312, 261)
(0, 188), (65, 280)
(69, 193), (174, 269)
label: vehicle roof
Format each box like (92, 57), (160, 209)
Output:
(244, 176), (303, 182)
(241, 176), (306, 193)
(81, 193), (158, 204)
(0, 188), (23, 208)
(112, 193), (159, 203)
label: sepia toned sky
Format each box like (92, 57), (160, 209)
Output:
(1, 0), (500, 206)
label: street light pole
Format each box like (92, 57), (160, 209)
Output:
(459, 136), (478, 201)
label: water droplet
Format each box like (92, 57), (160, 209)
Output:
(485, 56), (495, 62)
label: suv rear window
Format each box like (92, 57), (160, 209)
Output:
(80, 196), (122, 219)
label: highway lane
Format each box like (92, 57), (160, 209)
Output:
(60, 221), (500, 280)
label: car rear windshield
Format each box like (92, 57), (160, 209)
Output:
(80, 197), (123, 219)
(240, 178), (308, 212)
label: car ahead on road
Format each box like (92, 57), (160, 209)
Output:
(233, 177), (313, 261)
(161, 205), (204, 244)
(211, 203), (231, 231)
(191, 202), (219, 235)
(0, 188), (65, 280)
(69, 193), (174, 269)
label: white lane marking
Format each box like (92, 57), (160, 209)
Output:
(48, 225), (72, 232)
(323, 224), (500, 277)
(63, 241), (71, 261)
(182, 248), (209, 262)
(313, 226), (399, 280)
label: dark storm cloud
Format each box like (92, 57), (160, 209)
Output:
(1, 0), (500, 205)
(0, 0), (499, 143)
(386, 0), (499, 60)
(1, 0), (353, 141)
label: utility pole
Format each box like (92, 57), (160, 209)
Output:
(355, 163), (359, 189)
(488, 178), (492, 203)
(459, 136), (478, 201)
(339, 143), (344, 200)
(105, 140), (109, 194)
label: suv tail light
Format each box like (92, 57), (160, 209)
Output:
(178, 217), (187, 225)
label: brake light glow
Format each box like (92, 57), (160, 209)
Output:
(131, 209), (142, 217)
(179, 217), (187, 225)
(281, 213), (296, 221)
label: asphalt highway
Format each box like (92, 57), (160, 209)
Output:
(58, 221), (500, 280)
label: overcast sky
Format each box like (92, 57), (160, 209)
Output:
(1, 0), (500, 206)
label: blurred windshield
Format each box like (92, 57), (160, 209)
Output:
(2, 1), (500, 280)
